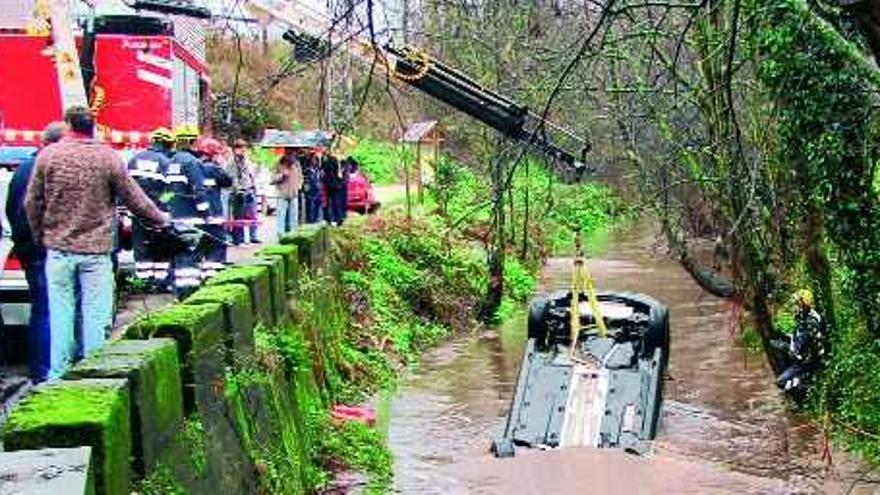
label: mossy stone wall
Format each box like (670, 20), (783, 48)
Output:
(1, 226), (334, 495)
(206, 265), (274, 327)
(125, 303), (226, 413)
(257, 245), (299, 285)
(66, 339), (183, 476)
(3, 379), (131, 495)
(184, 283), (256, 364)
(244, 255), (288, 325)
(280, 225), (327, 270)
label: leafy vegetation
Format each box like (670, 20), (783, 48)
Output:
(318, 420), (392, 494)
(335, 213), (485, 377)
(429, 155), (627, 258)
(349, 137), (411, 185)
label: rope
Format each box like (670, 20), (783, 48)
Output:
(569, 230), (608, 366)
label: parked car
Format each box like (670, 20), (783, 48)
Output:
(0, 148), (35, 363)
(347, 168), (380, 214)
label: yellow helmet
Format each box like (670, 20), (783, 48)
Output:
(794, 289), (814, 309)
(150, 127), (174, 143)
(174, 124), (200, 141)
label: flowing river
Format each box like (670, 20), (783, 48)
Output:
(381, 222), (874, 494)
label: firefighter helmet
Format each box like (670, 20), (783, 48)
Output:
(197, 137), (223, 157)
(150, 127), (174, 143)
(794, 289), (814, 310)
(174, 125), (200, 141)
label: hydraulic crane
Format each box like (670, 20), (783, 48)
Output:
(246, 0), (590, 176)
(386, 45), (590, 174)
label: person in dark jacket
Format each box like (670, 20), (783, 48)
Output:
(322, 154), (346, 225)
(776, 289), (828, 397)
(196, 137), (233, 279)
(5, 122), (66, 382)
(302, 150), (324, 224)
(127, 128), (173, 288)
(168, 125), (211, 298)
(341, 157), (357, 222)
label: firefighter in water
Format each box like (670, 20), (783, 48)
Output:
(196, 137), (233, 279)
(127, 127), (173, 288)
(168, 125), (211, 298)
(776, 289), (828, 396)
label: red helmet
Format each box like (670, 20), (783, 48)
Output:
(197, 137), (223, 157)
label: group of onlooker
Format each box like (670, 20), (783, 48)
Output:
(4, 107), (365, 384)
(271, 147), (356, 236)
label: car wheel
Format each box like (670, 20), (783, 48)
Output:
(528, 296), (551, 347)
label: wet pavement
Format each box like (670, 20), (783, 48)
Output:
(383, 222), (877, 494)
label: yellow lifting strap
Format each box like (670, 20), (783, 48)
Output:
(570, 231), (608, 352)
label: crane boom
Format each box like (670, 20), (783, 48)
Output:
(246, 0), (589, 174)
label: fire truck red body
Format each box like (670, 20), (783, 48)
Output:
(0, 7), (209, 149)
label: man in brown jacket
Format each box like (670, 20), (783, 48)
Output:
(25, 106), (169, 379)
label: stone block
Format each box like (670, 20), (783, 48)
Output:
(205, 265), (273, 328)
(245, 256), (287, 325)
(125, 304), (225, 413)
(256, 244), (299, 285)
(66, 339), (183, 476)
(3, 379), (130, 495)
(184, 284), (256, 361)
(280, 225), (326, 271)
(0, 447), (94, 495)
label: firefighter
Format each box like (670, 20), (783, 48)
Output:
(168, 125), (211, 298)
(127, 127), (173, 288)
(776, 289), (828, 396)
(196, 137), (233, 279)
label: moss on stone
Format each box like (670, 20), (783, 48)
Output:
(66, 339), (183, 477)
(3, 379), (131, 495)
(243, 256), (287, 325)
(184, 284), (256, 361)
(224, 363), (311, 494)
(125, 304), (226, 413)
(257, 245), (299, 284)
(206, 265), (273, 328)
(280, 225), (325, 271)
(205, 265), (267, 286)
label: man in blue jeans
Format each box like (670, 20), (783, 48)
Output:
(25, 107), (169, 379)
(5, 122), (66, 382)
(226, 139), (261, 245)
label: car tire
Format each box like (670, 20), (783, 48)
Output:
(528, 296), (551, 347)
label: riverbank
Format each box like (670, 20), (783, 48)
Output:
(382, 221), (875, 494)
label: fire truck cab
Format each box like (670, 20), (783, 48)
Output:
(0, 1), (211, 151)
(0, 0), (210, 355)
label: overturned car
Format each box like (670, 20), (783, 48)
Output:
(493, 291), (669, 457)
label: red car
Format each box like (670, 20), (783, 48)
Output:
(347, 169), (381, 214)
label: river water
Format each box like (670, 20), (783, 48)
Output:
(382, 222), (876, 494)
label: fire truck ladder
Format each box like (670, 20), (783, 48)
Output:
(246, 0), (589, 174)
(46, 0), (89, 110)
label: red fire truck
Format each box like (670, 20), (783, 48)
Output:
(0, 1), (210, 346)
(0, 6), (210, 150)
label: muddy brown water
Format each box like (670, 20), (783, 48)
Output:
(383, 222), (877, 494)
